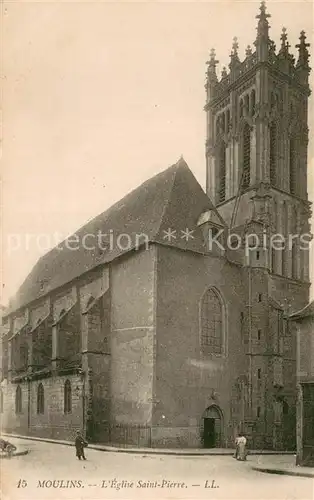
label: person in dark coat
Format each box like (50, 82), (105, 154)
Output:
(75, 430), (87, 460)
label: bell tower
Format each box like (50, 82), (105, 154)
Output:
(205, 1), (312, 449)
(205, 0), (311, 283)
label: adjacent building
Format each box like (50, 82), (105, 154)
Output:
(291, 303), (314, 466)
(0, 2), (311, 449)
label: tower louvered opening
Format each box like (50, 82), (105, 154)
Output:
(219, 144), (226, 202)
(242, 123), (251, 188)
(290, 139), (297, 195)
(270, 123), (277, 186)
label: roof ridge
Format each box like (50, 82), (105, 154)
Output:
(152, 161), (183, 240)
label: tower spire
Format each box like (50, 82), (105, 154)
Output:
(295, 31), (311, 85)
(279, 27), (289, 54)
(296, 31), (311, 70)
(206, 48), (219, 78)
(205, 48), (219, 100)
(255, 1), (271, 61)
(229, 37), (241, 79)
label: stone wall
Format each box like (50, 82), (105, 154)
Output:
(153, 245), (245, 448)
(2, 374), (83, 440)
(110, 246), (155, 436)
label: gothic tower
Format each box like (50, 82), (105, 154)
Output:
(205, 1), (311, 449)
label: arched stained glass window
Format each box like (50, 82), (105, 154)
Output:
(200, 288), (224, 355)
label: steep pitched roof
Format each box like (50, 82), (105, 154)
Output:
(8, 159), (223, 313)
(290, 301), (314, 321)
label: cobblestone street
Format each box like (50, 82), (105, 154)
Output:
(1, 438), (313, 500)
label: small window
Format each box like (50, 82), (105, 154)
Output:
(258, 368), (261, 379)
(64, 379), (72, 414)
(15, 385), (22, 414)
(258, 293), (262, 303)
(240, 312), (244, 322)
(257, 329), (261, 341)
(257, 406), (261, 418)
(244, 94), (249, 114)
(37, 383), (45, 414)
(251, 89), (256, 116)
(0, 389), (3, 413)
(256, 251), (260, 261)
(239, 99), (244, 118)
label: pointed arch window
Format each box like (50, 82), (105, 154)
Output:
(270, 123), (277, 186)
(239, 99), (244, 118)
(250, 89), (256, 116)
(37, 383), (44, 414)
(226, 109), (230, 132)
(272, 199), (277, 273)
(281, 202), (288, 276)
(218, 143), (226, 202)
(64, 379), (72, 414)
(242, 123), (251, 188)
(290, 138), (297, 195)
(244, 94), (249, 115)
(291, 241), (298, 279)
(200, 288), (224, 355)
(15, 385), (22, 414)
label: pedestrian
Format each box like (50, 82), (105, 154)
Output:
(233, 435), (240, 459)
(75, 430), (88, 460)
(236, 433), (247, 461)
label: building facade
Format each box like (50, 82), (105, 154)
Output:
(290, 303), (314, 466)
(0, 2), (311, 449)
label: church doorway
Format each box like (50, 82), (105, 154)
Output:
(283, 401), (296, 451)
(202, 405), (223, 448)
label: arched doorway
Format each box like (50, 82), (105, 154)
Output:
(202, 405), (223, 448)
(283, 401), (296, 451)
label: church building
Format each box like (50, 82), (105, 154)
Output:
(1, 2), (312, 449)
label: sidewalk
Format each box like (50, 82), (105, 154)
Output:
(2, 432), (294, 457)
(251, 454), (314, 478)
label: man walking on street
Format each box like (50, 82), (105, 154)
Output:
(75, 430), (87, 460)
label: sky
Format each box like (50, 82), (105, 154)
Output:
(2, 0), (314, 305)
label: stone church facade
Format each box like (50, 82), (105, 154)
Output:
(0, 3), (311, 449)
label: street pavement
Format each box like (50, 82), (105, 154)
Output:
(1, 438), (313, 500)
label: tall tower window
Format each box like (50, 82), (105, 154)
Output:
(239, 99), (244, 118)
(242, 123), (251, 188)
(272, 199), (277, 274)
(292, 242), (297, 279)
(281, 202), (288, 276)
(200, 288), (224, 355)
(250, 89), (256, 116)
(244, 94), (249, 114)
(290, 139), (297, 195)
(37, 383), (45, 414)
(270, 123), (277, 186)
(219, 143), (226, 202)
(15, 385), (22, 414)
(64, 379), (72, 414)
(226, 109), (230, 132)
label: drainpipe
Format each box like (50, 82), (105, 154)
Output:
(27, 377), (31, 431)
